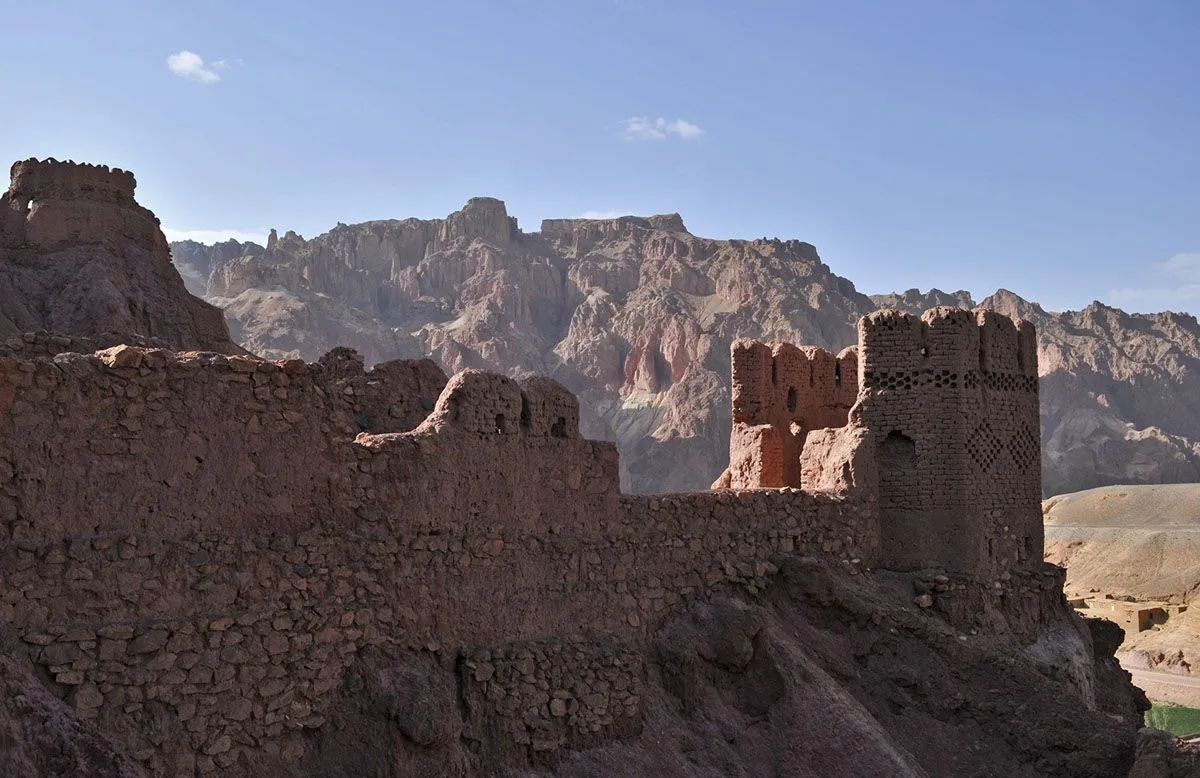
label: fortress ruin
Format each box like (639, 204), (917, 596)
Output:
(0, 152), (1075, 778)
(720, 307), (1042, 574)
(0, 303), (1050, 774)
(0, 158), (165, 253)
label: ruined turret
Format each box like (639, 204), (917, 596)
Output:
(0, 157), (162, 252)
(0, 157), (243, 352)
(719, 306), (1042, 576)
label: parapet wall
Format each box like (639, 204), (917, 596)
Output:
(8, 158), (137, 204)
(0, 345), (447, 544)
(725, 340), (859, 489)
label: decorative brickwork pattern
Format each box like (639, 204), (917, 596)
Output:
(856, 307), (1042, 575)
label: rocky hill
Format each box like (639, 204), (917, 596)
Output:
(174, 201), (1200, 496)
(177, 202), (868, 492)
(0, 159), (241, 354)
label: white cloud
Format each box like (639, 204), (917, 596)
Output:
(577, 210), (633, 220)
(1160, 251), (1200, 282)
(619, 117), (704, 142)
(1107, 251), (1200, 312)
(167, 51), (223, 84)
(162, 227), (270, 245)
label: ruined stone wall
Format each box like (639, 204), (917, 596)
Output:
(0, 303), (1046, 773)
(725, 339), (859, 488)
(0, 330), (174, 358)
(8, 158), (137, 204)
(0, 346), (446, 546)
(1, 459), (872, 774)
(857, 307), (1042, 574)
(1, 158), (160, 252)
(0, 342), (878, 773)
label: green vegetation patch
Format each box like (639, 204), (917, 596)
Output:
(1146, 702), (1200, 737)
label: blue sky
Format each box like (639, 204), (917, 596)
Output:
(1, 0), (1197, 313)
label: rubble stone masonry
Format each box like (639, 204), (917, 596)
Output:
(0, 305), (1041, 774)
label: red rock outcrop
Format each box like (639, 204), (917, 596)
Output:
(0, 159), (241, 353)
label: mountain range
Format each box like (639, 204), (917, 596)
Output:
(171, 199), (1200, 496)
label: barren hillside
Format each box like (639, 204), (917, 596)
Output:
(1044, 484), (1200, 683)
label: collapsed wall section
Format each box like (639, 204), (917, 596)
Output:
(724, 339), (859, 489)
(857, 307), (1041, 574)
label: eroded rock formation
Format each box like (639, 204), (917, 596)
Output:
(185, 204), (869, 492)
(177, 205), (1200, 499)
(0, 159), (241, 353)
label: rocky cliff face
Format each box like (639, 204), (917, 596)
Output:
(187, 202), (869, 492)
(0, 159), (241, 354)
(176, 201), (1200, 497)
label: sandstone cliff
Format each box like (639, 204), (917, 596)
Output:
(177, 204), (1200, 497)
(0, 159), (241, 354)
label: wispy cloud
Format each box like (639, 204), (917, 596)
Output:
(1108, 251), (1200, 312)
(577, 210), (633, 220)
(162, 227), (269, 245)
(166, 51), (227, 84)
(619, 117), (704, 142)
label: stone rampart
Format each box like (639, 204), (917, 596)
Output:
(0, 303), (1043, 773)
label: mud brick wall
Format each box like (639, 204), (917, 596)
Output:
(0, 346), (445, 545)
(727, 339), (859, 489)
(2, 158), (160, 252)
(857, 307), (1042, 575)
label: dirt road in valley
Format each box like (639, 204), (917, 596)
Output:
(1123, 663), (1200, 708)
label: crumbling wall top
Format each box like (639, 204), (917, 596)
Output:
(421, 369), (581, 438)
(859, 306), (1038, 379)
(7, 157), (137, 205)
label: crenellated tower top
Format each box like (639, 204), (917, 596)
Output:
(7, 157), (137, 206)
